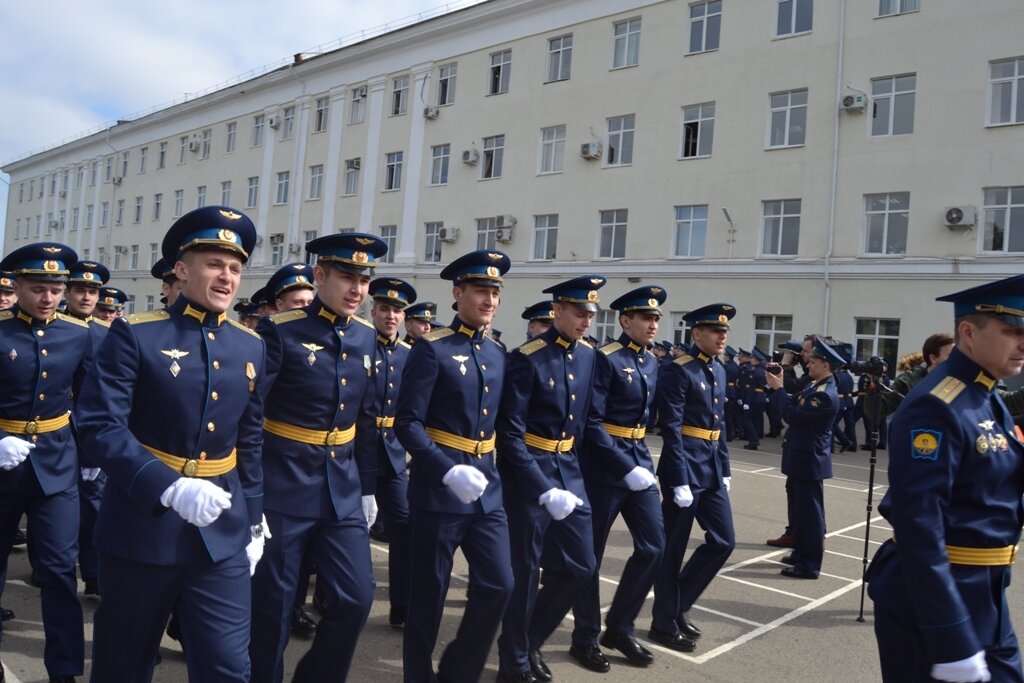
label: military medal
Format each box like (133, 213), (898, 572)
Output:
(976, 434), (990, 454)
(246, 362), (256, 392)
(452, 355), (469, 376)
(161, 349), (189, 377)
(302, 342), (324, 366)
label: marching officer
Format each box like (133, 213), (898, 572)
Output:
(233, 300), (261, 329)
(496, 275), (605, 682)
(76, 206), (267, 681)
(741, 347), (770, 449)
(402, 301), (436, 345)
(0, 274), (16, 311)
(521, 301), (554, 341)
(722, 346), (741, 440)
(252, 286), (276, 319)
(249, 233), (385, 683)
(765, 337), (843, 579)
(266, 262), (315, 312)
(150, 257), (181, 308)
(92, 286), (127, 322)
(0, 242), (92, 683)
(867, 275), (1024, 682)
(569, 286), (666, 670)
(650, 304), (736, 652)
(394, 250), (514, 683)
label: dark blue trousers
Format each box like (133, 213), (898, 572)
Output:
(77, 473), (105, 583)
(571, 483), (663, 645)
(91, 549), (250, 683)
(250, 509), (374, 683)
(652, 485), (735, 632)
(741, 405), (765, 444)
(376, 470), (410, 612)
(404, 508), (513, 683)
(788, 478), (825, 576)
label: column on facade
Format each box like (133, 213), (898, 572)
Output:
(358, 76), (388, 233)
(286, 95), (312, 255)
(395, 62), (433, 265)
(254, 105), (280, 267)
(320, 85), (348, 237)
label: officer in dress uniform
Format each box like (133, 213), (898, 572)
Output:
(650, 303), (736, 652)
(233, 300), (260, 329)
(75, 206), (267, 682)
(765, 337), (842, 579)
(249, 233), (384, 683)
(867, 275), (1024, 683)
(401, 301), (436, 346)
(92, 286), (127, 322)
(722, 346), (741, 440)
(266, 262), (315, 312)
(151, 258), (182, 308)
(252, 286), (276, 319)
(357, 277), (415, 628)
(521, 301), (554, 341)
(394, 250), (514, 683)
(496, 275), (604, 682)
(0, 274), (16, 311)
(741, 347), (770, 449)
(832, 350), (858, 453)
(0, 243), (91, 683)
(568, 286), (666, 671)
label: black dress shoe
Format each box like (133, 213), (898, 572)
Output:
(49, 677), (76, 683)
(388, 605), (406, 628)
(676, 612), (702, 641)
(0, 606), (13, 622)
(368, 522), (389, 543)
(600, 631), (653, 666)
(166, 615), (182, 644)
(291, 606), (317, 636)
(11, 529), (26, 546)
(495, 670), (537, 683)
(780, 566), (818, 580)
(742, 443), (759, 450)
(646, 627), (696, 653)
(527, 649), (552, 681)
(780, 554), (796, 566)
(569, 642), (610, 673)
(83, 580), (100, 596)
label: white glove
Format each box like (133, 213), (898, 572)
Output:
(723, 476), (731, 492)
(673, 485), (695, 508)
(742, 404), (750, 411)
(442, 465), (489, 504)
(538, 488), (584, 521)
(361, 495), (378, 528)
(160, 478), (232, 527)
(623, 466), (657, 492)
(81, 467), (102, 481)
(246, 514), (272, 576)
(0, 436), (34, 470)
(931, 652), (991, 683)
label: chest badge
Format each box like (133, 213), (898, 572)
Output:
(978, 420), (995, 431)
(302, 343), (324, 366)
(161, 349), (189, 377)
(622, 368), (635, 384)
(246, 362), (257, 392)
(7, 349), (16, 361)
(976, 434), (991, 454)
(547, 377), (555, 389)
(452, 355), (469, 376)
(700, 381), (707, 390)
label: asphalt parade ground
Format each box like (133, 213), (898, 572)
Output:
(2, 435), (1022, 682)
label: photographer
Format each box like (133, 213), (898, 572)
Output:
(871, 333), (954, 421)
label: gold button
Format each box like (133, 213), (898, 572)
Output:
(475, 344), (481, 350)
(482, 408), (488, 415)
(330, 451), (336, 458)
(339, 331), (345, 337)
(36, 330), (44, 337)
(480, 431), (486, 438)
(41, 349), (48, 356)
(41, 371), (47, 379)
(208, 332), (215, 340)
(568, 373), (574, 380)
(341, 378), (347, 386)
(714, 414), (719, 420)
(387, 349), (392, 356)
(386, 399), (392, 405)
(484, 386), (489, 393)
(561, 431), (567, 438)
(571, 394), (576, 401)
(340, 403), (345, 410)
(388, 382), (394, 389)
(31, 435), (38, 443)
(211, 391), (219, 400)
(714, 398), (719, 404)
(199, 451), (207, 459)
(389, 366), (394, 372)
(38, 393), (45, 400)
(569, 414), (574, 420)
(568, 353), (573, 360)
(213, 360), (220, 369)
(481, 364), (487, 371)
(342, 353), (348, 360)
(207, 422), (215, 431)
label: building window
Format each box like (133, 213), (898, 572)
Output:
(34, 215), (41, 237)
(344, 160), (360, 196)
(225, 122), (236, 153)
(75, 167), (83, 188)
(982, 186), (1024, 253)
(281, 106), (295, 140)
(540, 125), (566, 174)
(115, 200), (124, 225)
(384, 152), (403, 191)
(58, 209), (65, 231)
(179, 136), (189, 164)
(754, 314), (793, 353)
(613, 18), (641, 68)
(989, 57), (1024, 126)
(762, 199), (801, 256)
(97, 247), (105, 264)
(100, 202), (109, 227)
(146, 295), (155, 311)
(196, 185), (207, 209)
(200, 129), (212, 159)
(270, 234), (284, 266)
(170, 191), (182, 218)
(482, 135), (505, 179)
(854, 318), (900, 372)
(674, 205), (708, 257)
(547, 34), (573, 82)
(28, 179), (35, 198)
(863, 192), (909, 255)
(46, 212), (54, 235)
(607, 115), (635, 166)
(246, 177), (259, 208)
(599, 209), (628, 259)
(121, 151), (130, 177)
(877, 0), (919, 17)
(476, 216), (498, 250)
(105, 157), (113, 181)
(689, 1), (722, 54)
(252, 114), (265, 147)
(89, 162), (98, 186)
(871, 74), (915, 136)
(379, 225), (397, 263)
(681, 103), (715, 158)
(157, 142), (167, 169)
(84, 204), (94, 229)
(768, 89), (807, 147)
(113, 247), (123, 271)
(308, 165), (323, 200)
(391, 76), (409, 116)
(139, 147), (148, 173)
(130, 245), (139, 270)
(133, 197), (143, 223)
(218, 181), (230, 206)
(153, 193), (162, 221)
(350, 88), (366, 124)
(438, 64), (457, 105)
(594, 310), (617, 346)
(275, 172), (289, 204)
(303, 230), (318, 265)
(150, 243), (159, 267)
(430, 145), (450, 186)
(314, 97), (329, 133)
(533, 214), (558, 260)
(489, 50), (512, 95)
(777, 0), (812, 36)
(424, 222), (443, 263)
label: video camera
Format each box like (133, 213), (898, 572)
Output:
(848, 356), (888, 377)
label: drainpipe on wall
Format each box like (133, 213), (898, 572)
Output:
(822, 0), (847, 337)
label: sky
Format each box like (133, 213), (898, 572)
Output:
(0, 0), (487, 247)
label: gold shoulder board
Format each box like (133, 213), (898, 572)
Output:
(91, 318), (111, 328)
(270, 309), (307, 325)
(128, 310), (171, 325)
(601, 341), (623, 356)
(518, 338), (547, 356)
(353, 315), (374, 329)
(673, 354), (694, 366)
(816, 384), (828, 392)
(578, 339), (592, 349)
(423, 327), (455, 342)
(56, 312), (90, 328)
(226, 318), (261, 339)
(0, 311), (14, 321)
(397, 339), (412, 349)
(930, 376), (966, 405)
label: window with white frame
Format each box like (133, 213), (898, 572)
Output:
(547, 35), (573, 82)
(46, 212), (53, 235)
(877, 0), (919, 17)
(612, 18), (641, 68)
(863, 192), (909, 255)
(594, 309), (617, 345)
(777, 0), (812, 36)
(146, 295), (155, 311)
(391, 76), (409, 116)
(989, 57), (1024, 126)
(540, 125), (566, 174)
(438, 64), (457, 105)
(607, 115), (635, 165)
(674, 205), (708, 257)
(314, 97), (329, 133)
(130, 245), (139, 270)
(126, 295), (136, 315)
(75, 166), (83, 188)
(689, 1), (721, 54)
(225, 123), (236, 153)
(599, 209), (628, 258)
(768, 89), (807, 147)
(133, 197), (142, 224)
(344, 160), (361, 195)
(150, 243), (159, 267)
(196, 185), (207, 209)
(681, 103), (714, 158)
(270, 234), (284, 266)
(178, 137), (188, 164)
(308, 165), (324, 200)
(115, 200), (124, 225)
(100, 202), (109, 227)
(350, 88), (366, 124)
(281, 106), (295, 140)
(384, 152), (403, 191)
(275, 172), (289, 204)
(424, 222), (443, 263)
(476, 216), (498, 250)
(200, 129), (212, 159)
(105, 157), (113, 180)
(379, 225), (397, 263)
(97, 247), (105, 264)
(157, 142), (167, 169)
(121, 151), (129, 177)
(754, 314), (793, 353)
(854, 318), (900, 371)
(533, 214), (558, 260)
(34, 215), (41, 237)
(303, 230), (318, 265)
(762, 199), (801, 256)
(220, 181), (231, 206)
(871, 74), (915, 136)
(153, 193), (162, 221)
(139, 147), (148, 173)
(73, 209), (81, 232)
(246, 178), (258, 209)
(982, 186), (1024, 253)
(90, 162), (98, 186)
(252, 114), (265, 147)
(28, 179), (34, 197)
(430, 145), (450, 185)
(113, 248), (122, 271)
(88, 204), (96, 228)
(489, 50), (512, 95)
(482, 135), (504, 179)
(174, 190), (184, 217)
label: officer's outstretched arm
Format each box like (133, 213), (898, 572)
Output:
(496, 348), (554, 500)
(394, 340), (454, 484)
(584, 350), (635, 480)
(657, 362), (690, 488)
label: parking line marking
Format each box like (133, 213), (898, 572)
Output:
(691, 604), (764, 628)
(718, 574), (815, 601)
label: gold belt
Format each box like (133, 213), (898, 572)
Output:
(425, 427), (495, 458)
(893, 538), (1018, 567)
(0, 412), (71, 435)
(263, 418), (355, 446)
(143, 444), (237, 478)
(524, 433), (575, 453)
(375, 416), (395, 428)
(681, 425), (721, 441)
(603, 423), (646, 440)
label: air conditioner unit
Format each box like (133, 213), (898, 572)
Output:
(254, 237), (264, 247)
(495, 214), (517, 229)
(495, 227), (513, 244)
(438, 226), (459, 243)
(462, 149), (480, 165)
(48, 220), (59, 229)
(353, 86), (367, 99)
(58, 190), (67, 198)
(270, 234), (284, 245)
(111, 176), (122, 186)
(580, 141), (603, 160)
(840, 93), (867, 112)
(423, 106), (440, 119)
(268, 115), (281, 129)
(114, 246), (127, 255)
(288, 243), (301, 255)
(188, 140), (201, 152)
(944, 205), (977, 228)
(345, 158), (361, 170)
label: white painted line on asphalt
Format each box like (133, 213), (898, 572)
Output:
(825, 548), (873, 561)
(833, 533), (884, 546)
(748, 467), (775, 473)
(691, 604), (764, 628)
(3, 664), (24, 683)
(718, 574), (815, 601)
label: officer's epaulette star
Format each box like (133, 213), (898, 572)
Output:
(91, 318), (111, 328)
(930, 376), (966, 405)
(601, 341), (623, 356)
(0, 311), (12, 322)
(352, 315), (374, 329)
(398, 339), (412, 349)
(423, 327), (455, 342)
(56, 312), (89, 328)
(226, 318), (261, 339)
(270, 309), (307, 325)
(128, 310), (170, 325)
(673, 354), (695, 365)
(517, 338), (547, 356)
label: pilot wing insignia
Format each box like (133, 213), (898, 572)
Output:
(302, 342), (324, 366)
(161, 349), (189, 377)
(452, 355), (470, 376)
(622, 367), (635, 383)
